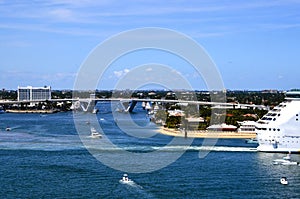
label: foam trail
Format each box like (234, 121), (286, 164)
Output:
(86, 145), (258, 152)
(0, 131), (83, 151)
(120, 180), (156, 199)
(4, 125), (22, 130)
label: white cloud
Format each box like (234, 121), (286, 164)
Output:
(113, 70), (123, 78)
(1, 0), (299, 38)
(49, 8), (73, 21)
(0, 70), (77, 89)
(113, 69), (130, 78)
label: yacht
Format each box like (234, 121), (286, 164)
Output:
(256, 90), (300, 152)
(89, 127), (102, 138)
(119, 174), (133, 184)
(273, 152), (299, 165)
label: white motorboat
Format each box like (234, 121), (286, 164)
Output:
(273, 153), (299, 165)
(283, 151), (291, 160)
(5, 127), (11, 131)
(273, 159), (288, 165)
(245, 138), (258, 144)
(280, 177), (288, 185)
(282, 161), (299, 166)
(273, 159), (299, 165)
(89, 127), (102, 138)
(119, 174), (133, 184)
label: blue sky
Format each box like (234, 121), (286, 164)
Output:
(0, 0), (300, 90)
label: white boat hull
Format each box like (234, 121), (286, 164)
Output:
(273, 159), (299, 165)
(89, 134), (102, 138)
(119, 179), (134, 184)
(280, 179), (288, 185)
(257, 145), (300, 153)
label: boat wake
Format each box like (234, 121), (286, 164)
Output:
(119, 179), (140, 187)
(0, 130), (257, 153)
(86, 145), (257, 153)
(119, 176), (156, 199)
(3, 125), (21, 131)
(0, 131), (83, 151)
(152, 146), (257, 152)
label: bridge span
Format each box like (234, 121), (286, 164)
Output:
(0, 98), (268, 112)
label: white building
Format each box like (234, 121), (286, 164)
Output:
(18, 86), (51, 101)
(237, 121), (257, 132)
(207, 123), (237, 131)
(168, 109), (185, 117)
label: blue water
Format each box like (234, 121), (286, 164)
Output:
(0, 103), (299, 198)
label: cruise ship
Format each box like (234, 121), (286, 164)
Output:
(256, 90), (300, 152)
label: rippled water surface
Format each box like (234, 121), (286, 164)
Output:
(0, 103), (299, 198)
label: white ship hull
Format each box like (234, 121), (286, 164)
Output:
(256, 91), (300, 153)
(256, 129), (300, 152)
(257, 144), (300, 153)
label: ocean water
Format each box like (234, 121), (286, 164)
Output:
(0, 102), (299, 199)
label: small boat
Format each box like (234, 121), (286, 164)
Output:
(245, 138), (258, 144)
(92, 108), (98, 114)
(119, 174), (133, 184)
(283, 151), (291, 160)
(5, 126), (11, 131)
(280, 177), (288, 185)
(273, 151), (299, 165)
(273, 159), (299, 165)
(89, 127), (102, 138)
(281, 160), (299, 166)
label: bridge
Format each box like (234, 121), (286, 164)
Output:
(0, 98), (268, 112)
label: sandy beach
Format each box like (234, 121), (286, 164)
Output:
(157, 127), (257, 139)
(5, 109), (57, 114)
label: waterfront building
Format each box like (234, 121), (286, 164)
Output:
(237, 121), (257, 133)
(168, 109), (185, 117)
(18, 86), (51, 101)
(185, 117), (205, 130)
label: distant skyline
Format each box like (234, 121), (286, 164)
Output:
(0, 0), (300, 90)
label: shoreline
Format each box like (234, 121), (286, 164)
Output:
(5, 109), (59, 114)
(156, 127), (257, 139)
